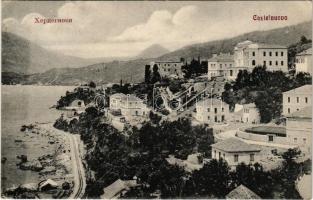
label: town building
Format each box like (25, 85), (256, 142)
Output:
(207, 41), (288, 81)
(195, 98), (230, 124)
(211, 138), (261, 167)
(282, 85), (312, 116)
(207, 53), (235, 80)
(232, 103), (261, 124)
(226, 184), (261, 199)
(234, 40), (288, 72)
(150, 60), (184, 78)
(295, 48), (312, 75)
(286, 106), (312, 153)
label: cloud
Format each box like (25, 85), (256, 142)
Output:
(2, 1), (312, 58)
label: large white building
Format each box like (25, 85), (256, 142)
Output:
(286, 106), (312, 153)
(211, 138), (261, 167)
(109, 93), (149, 118)
(150, 60), (184, 79)
(282, 85), (312, 116)
(295, 48), (312, 75)
(207, 41), (288, 81)
(195, 98), (230, 124)
(234, 40), (288, 72)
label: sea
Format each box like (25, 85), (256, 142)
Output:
(1, 85), (75, 191)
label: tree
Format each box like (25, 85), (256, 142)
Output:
(193, 159), (231, 197)
(89, 81), (96, 88)
(151, 64), (161, 83)
(144, 65), (151, 84)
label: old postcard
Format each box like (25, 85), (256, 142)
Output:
(1, 1), (312, 199)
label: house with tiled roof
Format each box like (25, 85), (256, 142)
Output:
(232, 103), (260, 124)
(295, 48), (312, 75)
(207, 53), (237, 80)
(211, 138), (261, 167)
(234, 40), (288, 72)
(282, 85), (312, 116)
(226, 184), (261, 199)
(286, 106), (312, 153)
(100, 179), (140, 199)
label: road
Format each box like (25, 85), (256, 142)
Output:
(68, 134), (86, 199)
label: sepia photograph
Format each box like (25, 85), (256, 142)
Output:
(1, 1), (312, 199)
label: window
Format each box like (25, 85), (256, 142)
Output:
(135, 111), (138, 116)
(214, 150), (216, 158)
(218, 152), (221, 159)
(263, 61), (266, 66)
(250, 154), (255, 162)
(220, 64), (222, 69)
(215, 116), (218, 122)
(234, 154), (239, 162)
(230, 64), (232, 67)
(208, 116), (210, 120)
(281, 61), (284, 66)
(305, 97), (308, 103)
(207, 108), (210, 112)
(223, 154), (225, 158)
(281, 52), (284, 56)
(297, 97), (299, 103)
(288, 97), (290, 103)
(222, 115), (225, 122)
(303, 138), (307, 144)
(263, 52), (266, 56)
(288, 108), (290, 114)
(214, 108), (217, 113)
(294, 138), (297, 143)
(269, 52), (272, 56)
(230, 70), (233, 76)
(222, 107), (224, 112)
(252, 60), (256, 66)
(275, 52), (278, 56)
(252, 52), (255, 56)
(269, 61), (272, 66)
(276, 61), (278, 66)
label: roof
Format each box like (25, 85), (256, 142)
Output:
(288, 106), (312, 119)
(101, 179), (126, 199)
(297, 48), (312, 56)
(101, 179), (139, 199)
(110, 93), (143, 102)
(283, 85), (312, 95)
(243, 103), (257, 109)
(197, 98), (228, 107)
(235, 40), (286, 49)
(208, 53), (234, 62)
(211, 138), (261, 153)
(226, 184), (261, 199)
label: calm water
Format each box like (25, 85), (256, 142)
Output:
(1, 85), (75, 191)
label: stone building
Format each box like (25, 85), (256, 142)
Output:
(295, 48), (312, 75)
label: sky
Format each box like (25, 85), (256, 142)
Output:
(2, 1), (312, 58)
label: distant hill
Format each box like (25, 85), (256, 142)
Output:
(3, 21), (312, 85)
(135, 44), (170, 59)
(158, 21), (312, 61)
(1, 32), (96, 74)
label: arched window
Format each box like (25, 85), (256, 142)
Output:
(252, 60), (256, 66)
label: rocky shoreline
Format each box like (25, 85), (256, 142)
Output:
(3, 123), (74, 199)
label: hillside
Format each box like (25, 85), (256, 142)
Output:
(1, 32), (96, 74)
(135, 44), (170, 59)
(158, 21), (312, 61)
(3, 21), (312, 85)
(27, 59), (152, 85)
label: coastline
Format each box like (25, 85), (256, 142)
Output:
(3, 122), (76, 198)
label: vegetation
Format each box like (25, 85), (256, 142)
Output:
(56, 83), (96, 109)
(182, 58), (207, 78)
(222, 66), (312, 123)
